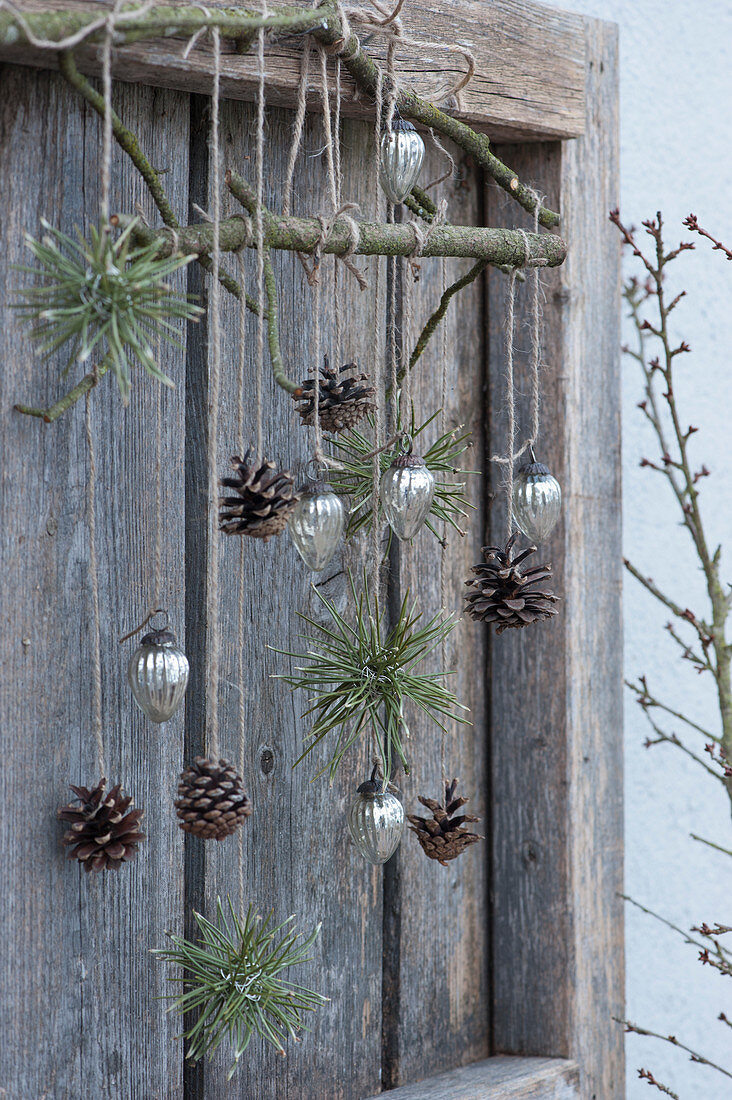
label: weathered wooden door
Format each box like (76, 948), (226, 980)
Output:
(0, 3), (622, 1098)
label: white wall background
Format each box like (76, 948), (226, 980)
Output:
(533, 1), (732, 1096)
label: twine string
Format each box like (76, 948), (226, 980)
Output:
(205, 27), (222, 762)
(153, 332), (163, 610)
(439, 251), (448, 784)
(370, 67), (384, 587)
(489, 189), (547, 537)
(85, 392), (105, 778)
(255, 9), (267, 462)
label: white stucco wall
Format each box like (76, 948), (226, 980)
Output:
(533, 2), (732, 1096)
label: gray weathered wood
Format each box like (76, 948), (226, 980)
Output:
(0, 0), (587, 139)
(0, 67), (189, 1096)
(389, 139), (490, 1088)
(486, 17), (623, 1100)
(364, 1056), (580, 1099)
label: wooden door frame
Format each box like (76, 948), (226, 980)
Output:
(0, 4), (622, 1098)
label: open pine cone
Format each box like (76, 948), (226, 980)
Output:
(219, 448), (298, 541)
(57, 778), (145, 872)
(175, 756), (252, 840)
(293, 356), (375, 433)
(408, 779), (483, 866)
(464, 533), (560, 633)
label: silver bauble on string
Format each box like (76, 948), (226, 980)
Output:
(380, 436), (435, 541)
(128, 621), (189, 723)
(379, 113), (425, 205)
(288, 477), (346, 572)
(348, 769), (405, 865)
(512, 453), (562, 543)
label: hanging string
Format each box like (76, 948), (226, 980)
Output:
(99, 0), (123, 225)
(439, 253), (448, 783)
(236, 250), (248, 916)
(370, 67), (384, 587)
(254, 8), (267, 461)
(85, 393), (105, 779)
(205, 28), (223, 762)
(333, 56), (343, 368)
(152, 332), (163, 610)
(489, 188), (547, 537)
(283, 40), (310, 218)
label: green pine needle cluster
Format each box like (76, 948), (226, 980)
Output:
(328, 410), (475, 545)
(274, 572), (469, 784)
(14, 218), (202, 399)
(153, 897), (327, 1078)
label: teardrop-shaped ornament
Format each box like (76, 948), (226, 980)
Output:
(512, 458), (562, 542)
(128, 625), (189, 723)
(380, 442), (435, 541)
(348, 770), (405, 865)
(288, 480), (346, 571)
(379, 115), (425, 205)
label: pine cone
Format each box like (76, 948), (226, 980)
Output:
(464, 533), (560, 633)
(57, 778), (145, 872)
(175, 756), (252, 840)
(408, 779), (483, 866)
(293, 356), (375, 433)
(219, 448), (298, 541)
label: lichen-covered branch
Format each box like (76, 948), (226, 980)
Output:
(14, 361), (110, 422)
(262, 247), (300, 395)
(406, 258), (488, 378)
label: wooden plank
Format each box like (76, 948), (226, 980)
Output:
(188, 98), (384, 1098)
(387, 142), (490, 1087)
(0, 0), (586, 140)
(364, 1056), (579, 1099)
(0, 67), (189, 1096)
(486, 17), (623, 1100)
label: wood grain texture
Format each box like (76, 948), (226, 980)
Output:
(0, 0), (586, 140)
(364, 1056), (579, 1100)
(0, 67), (189, 1097)
(486, 17), (623, 1100)
(388, 139), (490, 1087)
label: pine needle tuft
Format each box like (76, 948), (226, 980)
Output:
(153, 896), (327, 1077)
(14, 218), (202, 399)
(273, 571), (469, 784)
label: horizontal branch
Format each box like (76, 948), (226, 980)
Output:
(124, 185), (567, 267)
(0, 3), (330, 48)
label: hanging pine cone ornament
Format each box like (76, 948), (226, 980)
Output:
(175, 756), (252, 840)
(293, 356), (375, 433)
(408, 779), (482, 866)
(57, 778), (145, 872)
(464, 533), (560, 633)
(219, 449), (298, 541)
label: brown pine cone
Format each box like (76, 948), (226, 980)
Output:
(219, 449), (298, 541)
(408, 779), (483, 866)
(57, 778), (145, 872)
(464, 533), (560, 633)
(293, 356), (375, 434)
(175, 756), (252, 840)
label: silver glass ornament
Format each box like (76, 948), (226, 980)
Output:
(379, 116), (425, 205)
(348, 770), (405, 865)
(512, 457), (562, 542)
(128, 625), (189, 723)
(288, 480), (346, 572)
(380, 445), (435, 541)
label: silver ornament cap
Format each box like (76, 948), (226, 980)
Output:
(128, 626), (189, 724)
(380, 452), (435, 541)
(512, 459), (562, 543)
(288, 481), (346, 572)
(379, 116), (425, 205)
(348, 771), (405, 865)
